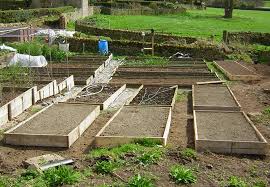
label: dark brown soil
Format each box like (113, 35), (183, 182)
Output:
(0, 90), (24, 107)
(117, 67), (209, 73)
(130, 86), (175, 105)
(110, 77), (219, 86)
(100, 106), (170, 137)
(47, 63), (102, 69)
(195, 111), (260, 141)
(68, 85), (121, 103)
(194, 84), (238, 107)
(216, 61), (257, 75)
(12, 103), (97, 135)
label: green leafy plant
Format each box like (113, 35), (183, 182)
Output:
(180, 148), (197, 160)
(128, 174), (154, 187)
(43, 165), (81, 186)
(137, 149), (163, 165)
(253, 180), (267, 187)
(134, 138), (162, 147)
(94, 160), (119, 174)
(21, 169), (40, 180)
(227, 176), (247, 187)
(170, 165), (197, 184)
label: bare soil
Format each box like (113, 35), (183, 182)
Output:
(100, 106), (170, 137)
(194, 84), (238, 107)
(110, 77), (220, 86)
(11, 103), (97, 135)
(47, 63), (102, 69)
(117, 67), (209, 73)
(195, 111), (260, 141)
(216, 61), (257, 75)
(130, 86), (175, 105)
(0, 90), (24, 107)
(68, 85), (121, 103)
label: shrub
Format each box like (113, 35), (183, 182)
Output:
(170, 165), (197, 184)
(227, 176), (247, 187)
(0, 6), (74, 23)
(43, 165), (81, 186)
(128, 174), (154, 187)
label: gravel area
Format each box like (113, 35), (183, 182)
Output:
(101, 106), (170, 137)
(12, 103), (97, 135)
(194, 85), (238, 107)
(195, 111), (260, 141)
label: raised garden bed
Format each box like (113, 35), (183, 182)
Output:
(192, 84), (241, 111)
(169, 60), (206, 64)
(117, 67), (210, 73)
(95, 106), (172, 147)
(129, 86), (178, 107)
(68, 84), (126, 110)
(110, 77), (220, 86)
(4, 103), (100, 147)
(194, 110), (268, 155)
(214, 61), (260, 81)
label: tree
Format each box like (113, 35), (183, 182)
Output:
(224, 0), (234, 18)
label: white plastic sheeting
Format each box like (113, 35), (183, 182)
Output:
(34, 29), (75, 44)
(9, 53), (47, 67)
(0, 44), (17, 52)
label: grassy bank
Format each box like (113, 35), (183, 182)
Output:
(86, 8), (270, 40)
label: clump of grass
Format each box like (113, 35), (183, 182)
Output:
(253, 180), (267, 187)
(175, 91), (188, 102)
(128, 174), (154, 187)
(134, 138), (162, 147)
(137, 149), (163, 165)
(180, 148), (197, 160)
(227, 176), (247, 187)
(262, 106), (270, 115)
(170, 165), (197, 184)
(94, 160), (120, 174)
(20, 169), (40, 180)
(43, 165), (81, 186)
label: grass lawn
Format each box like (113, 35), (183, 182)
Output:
(86, 8), (270, 40)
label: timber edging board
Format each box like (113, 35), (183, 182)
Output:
(214, 61), (260, 81)
(4, 103), (100, 148)
(193, 110), (268, 155)
(94, 105), (172, 148)
(192, 84), (241, 111)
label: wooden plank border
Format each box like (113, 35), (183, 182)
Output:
(192, 84), (241, 111)
(94, 106), (172, 147)
(193, 110), (268, 155)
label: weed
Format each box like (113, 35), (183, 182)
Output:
(137, 149), (163, 165)
(175, 91), (188, 102)
(43, 165), (81, 186)
(262, 106), (270, 115)
(94, 160), (119, 174)
(227, 176), (247, 187)
(82, 167), (93, 178)
(134, 138), (162, 147)
(128, 174), (154, 187)
(170, 165), (197, 184)
(21, 169), (40, 180)
(253, 180), (267, 187)
(180, 148), (197, 160)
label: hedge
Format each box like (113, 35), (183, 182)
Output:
(226, 31), (270, 45)
(0, 6), (74, 23)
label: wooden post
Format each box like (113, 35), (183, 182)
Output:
(223, 30), (228, 44)
(151, 29), (155, 56)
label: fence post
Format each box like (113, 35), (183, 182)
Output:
(223, 30), (229, 44)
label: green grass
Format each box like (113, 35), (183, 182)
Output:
(85, 8), (270, 40)
(264, 1), (270, 7)
(128, 174), (154, 187)
(227, 176), (247, 187)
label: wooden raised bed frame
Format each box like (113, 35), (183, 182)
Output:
(192, 84), (241, 111)
(94, 106), (172, 147)
(4, 103), (100, 148)
(194, 110), (268, 155)
(214, 61), (260, 81)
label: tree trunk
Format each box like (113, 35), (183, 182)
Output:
(224, 0), (234, 18)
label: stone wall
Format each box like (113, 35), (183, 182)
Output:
(75, 21), (197, 44)
(67, 37), (225, 60)
(226, 31), (270, 45)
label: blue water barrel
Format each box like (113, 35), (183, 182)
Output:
(98, 40), (109, 55)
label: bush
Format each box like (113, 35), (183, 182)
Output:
(170, 165), (197, 184)
(128, 174), (154, 187)
(43, 165), (81, 186)
(0, 6), (74, 23)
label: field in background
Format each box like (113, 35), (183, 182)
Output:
(87, 8), (270, 40)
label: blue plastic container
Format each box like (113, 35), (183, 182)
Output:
(98, 40), (109, 55)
